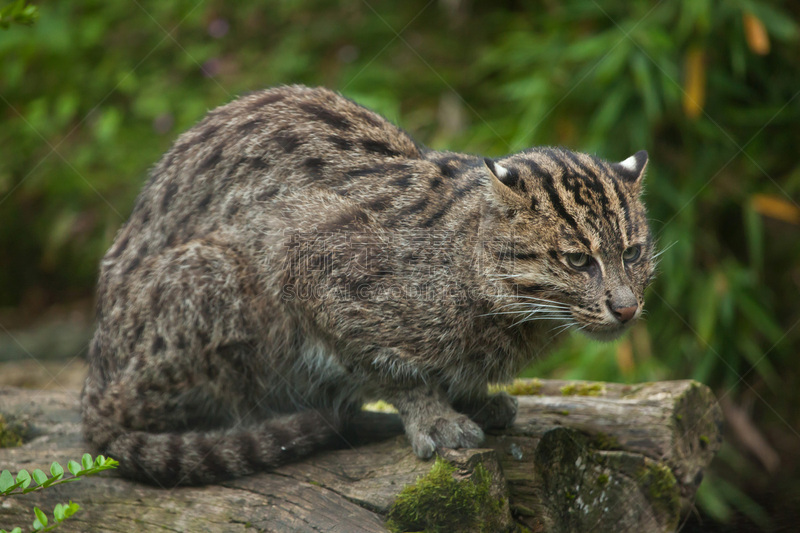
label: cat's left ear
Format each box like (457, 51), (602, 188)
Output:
(613, 150), (648, 190)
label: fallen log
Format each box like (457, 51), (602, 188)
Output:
(0, 379), (721, 532)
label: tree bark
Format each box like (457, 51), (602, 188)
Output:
(0, 379), (722, 532)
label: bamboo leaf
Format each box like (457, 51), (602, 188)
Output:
(751, 194), (800, 225)
(683, 46), (706, 118)
(743, 13), (770, 54)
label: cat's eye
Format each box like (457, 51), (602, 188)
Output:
(623, 246), (641, 262)
(566, 252), (591, 269)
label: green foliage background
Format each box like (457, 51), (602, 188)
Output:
(1, 1), (798, 530)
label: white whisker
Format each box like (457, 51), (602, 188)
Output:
(494, 302), (569, 312)
(510, 311), (573, 327)
(652, 240), (678, 261)
(485, 294), (570, 307)
(549, 321), (579, 334)
(480, 310), (573, 319)
(488, 273), (527, 280)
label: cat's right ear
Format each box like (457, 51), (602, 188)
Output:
(485, 158), (528, 210)
(612, 150), (648, 190)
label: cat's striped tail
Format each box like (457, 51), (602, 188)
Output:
(82, 394), (340, 486)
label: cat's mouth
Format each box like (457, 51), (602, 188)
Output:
(578, 324), (631, 342)
(572, 314), (635, 342)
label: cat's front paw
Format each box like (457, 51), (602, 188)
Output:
(408, 414), (485, 459)
(459, 391), (518, 430)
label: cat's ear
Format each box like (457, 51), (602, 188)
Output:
(485, 158), (528, 209)
(613, 150), (648, 189)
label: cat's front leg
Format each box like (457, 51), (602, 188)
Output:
(384, 384), (485, 459)
(452, 391), (518, 430)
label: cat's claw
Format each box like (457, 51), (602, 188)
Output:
(408, 414), (485, 459)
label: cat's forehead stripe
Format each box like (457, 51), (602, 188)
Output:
(610, 177), (633, 241)
(549, 150), (622, 243)
(589, 154), (640, 242)
(510, 148), (646, 250)
(558, 152), (613, 218)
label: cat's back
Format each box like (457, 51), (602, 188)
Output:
(149, 84), (423, 197)
(103, 86), (426, 267)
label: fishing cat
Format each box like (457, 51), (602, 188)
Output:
(81, 85), (653, 485)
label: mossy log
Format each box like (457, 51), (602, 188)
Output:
(0, 379), (721, 532)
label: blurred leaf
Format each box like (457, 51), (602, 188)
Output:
(737, 292), (785, 345)
(739, 337), (780, 390)
(0, 469), (13, 492)
(712, 473), (774, 530)
(33, 506), (47, 528)
(683, 46), (706, 119)
(94, 107), (122, 144)
(743, 13), (770, 55)
(743, 201), (764, 277)
(739, 0), (799, 41)
(695, 473), (733, 523)
(0, 0), (39, 29)
(752, 193), (800, 225)
(631, 52), (660, 121)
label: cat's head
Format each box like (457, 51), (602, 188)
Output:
(483, 147), (654, 341)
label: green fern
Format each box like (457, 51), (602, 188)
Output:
(1, 454), (117, 533)
(0, 501), (80, 533)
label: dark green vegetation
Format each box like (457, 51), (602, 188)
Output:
(0, 1), (797, 531)
(0, 0), (37, 29)
(0, 414), (26, 449)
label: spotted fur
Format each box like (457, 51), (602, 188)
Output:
(82, 85), (653, 486)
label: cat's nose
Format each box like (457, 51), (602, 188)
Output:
(610, 304), (638, 323)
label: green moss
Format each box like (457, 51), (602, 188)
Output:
(636, 462), (680, 525)
(386, 457), (505, 533)
(596, 473), (609, 487)
(0, 414), (25, 448)
(560, 382), (605, 396)
(489, 378), (542, 396)
(699, 435), (710, 448)
(362, 400), (398, 413)
(593, 454), (606, 466)
(591, 432), (621, 450)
